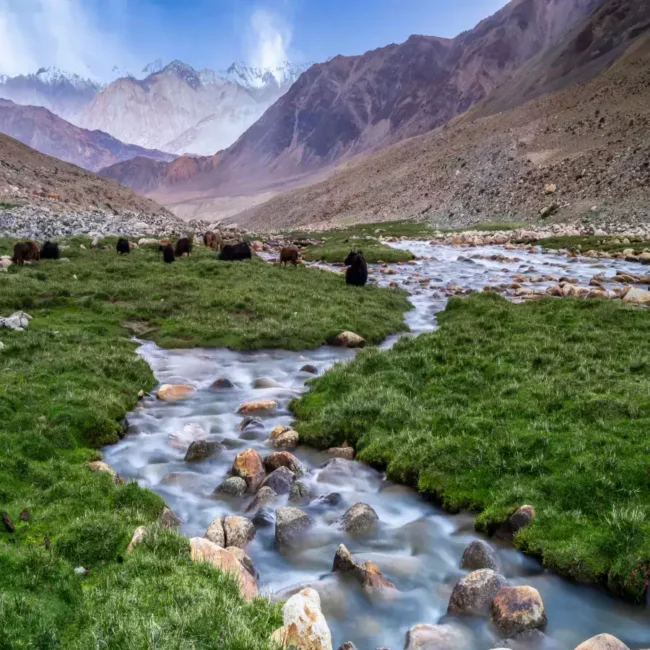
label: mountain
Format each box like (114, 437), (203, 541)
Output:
(0, 131), (174, 218)
(107, 0), (603, 214)
(79, 60), (310, 155)
(0, 67), (102, 123)
(227, 0), (650, 230)
(0, 99), (175, 173)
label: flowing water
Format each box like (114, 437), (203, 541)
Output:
(104, 242), (650, 650)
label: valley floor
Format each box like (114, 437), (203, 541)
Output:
(0, 239), (410, 649)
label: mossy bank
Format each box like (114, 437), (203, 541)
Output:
(0, 238), (411, 648)
(293, 292), (650, 601)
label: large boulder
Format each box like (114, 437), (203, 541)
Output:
(460, 540), (498, 571)
(447, 569), (507, 616)
(214, 476), (247, 498)
(272, 587), (333, 650)
(336, 503), (378, 535)
(156, 384), (195, 402)
(264, 451), (304, 475)
(237, 400), (277, 415)
(403, 623), (471, 650)
(491, 586), (547, 637)
(260, 466), (295, 495)
(231, 448), (265, 491)
(189, 537), (258, 601)
(574, 634), (630, 650)
(223, 515), (256, 549)
(205, 516), (225, 547)
(275, 507), (314, 550)
(184, 440), (223, 462)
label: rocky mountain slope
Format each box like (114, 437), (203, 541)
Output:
(0, 99), (175, 173)
(79, 60), (309, 155)
(104, 0), (603, 211)
(0, 132), (178, 224)
(228, 0), (650, 230)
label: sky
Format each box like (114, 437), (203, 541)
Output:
(0, 0), (509, 80)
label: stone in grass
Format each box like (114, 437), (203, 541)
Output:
(275, 507), (314, 550)
(127, 526), (147, 552)
(214, 477), (247, 498)
(574, 634), (630, 650)
(447, 569), (507, 616)
(336, 503), (378, 535)
(460, 539), (499, 571)
(184, 440), (223, 462)
(330, 331), (366, 348)
(189, 537), (258, 601)
(495, 505), (536, 540)
(159, 507), (182, 528)
(491, 586), (547, 637)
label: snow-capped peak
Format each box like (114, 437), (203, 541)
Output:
(142, 59), (163, 76)
(221, 61), (310, 90)
(33, 67), (103, 91)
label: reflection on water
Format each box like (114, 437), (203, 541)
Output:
(104, 243), (650, 650)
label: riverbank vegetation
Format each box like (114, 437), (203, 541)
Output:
(0, 237), (409, 647)
(293, 292), (650, 600)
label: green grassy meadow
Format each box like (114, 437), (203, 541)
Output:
(0, 237), (410, 648)
(293, 292), (650, 600)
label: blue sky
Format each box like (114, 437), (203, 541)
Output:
(0, 0), (509, 79)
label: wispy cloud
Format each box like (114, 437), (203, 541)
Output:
(0, 0), (141, 80)
(247, 8), (293, 70)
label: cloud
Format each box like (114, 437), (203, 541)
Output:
(0, 0), (142, 81)
(247, 8), (292, 71)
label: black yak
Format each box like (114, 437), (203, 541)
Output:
(203, 231), (222, 250)
(175, 237), (192, 257)
(40, 241), (60, 260)
(219, 242), (252, 261)
(12, 241), (40, 265)
(116, 238), (130, 254)
(280, 247), (300, 267)
(161, 243), (175, 264)
(345, 250), (368, 287)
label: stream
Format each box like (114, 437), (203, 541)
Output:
(104, 241), (650, 650)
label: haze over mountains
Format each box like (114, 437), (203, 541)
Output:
(0, 60), (310, 156)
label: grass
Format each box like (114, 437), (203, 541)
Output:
(292, 292), (650, 600)
(0, 237), (410, 648)
(532, 235), (650, 254)
(292, 221), (420, 263)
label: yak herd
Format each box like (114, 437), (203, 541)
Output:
(11, 232), (368, 286)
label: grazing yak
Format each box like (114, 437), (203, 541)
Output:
(280, 247), (300, 267)
(345, 250), (368, 287)
(219, 242), (252, 261)
(161, 244), (175, 264)
(175, 237), (192, 257)
(12, 241), (40, 265)
(116, 238), (130, 255)
(40, 241), (60, 260)
(203, 231), (223, 250)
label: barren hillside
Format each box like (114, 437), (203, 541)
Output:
(229, 7), (650, 231)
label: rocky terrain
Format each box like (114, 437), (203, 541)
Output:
(106, 0), (602, 208)
(229, 2), (650, 231)
(0, 99), (175, 172)
(0, 132), (188, 236)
